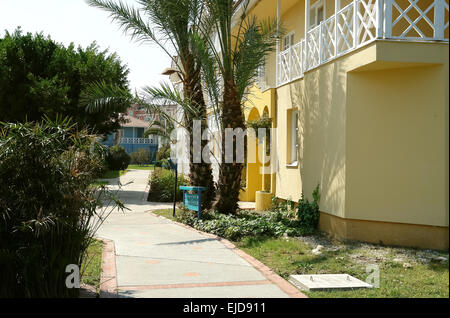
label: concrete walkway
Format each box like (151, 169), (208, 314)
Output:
(96, 169), (304, 298)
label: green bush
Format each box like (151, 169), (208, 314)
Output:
(130, 148), (150, 165)
(0, 118), (123, 297)
(147, 168), (187, 202)
(106, 145), (130, 171)
(297, 184), (321, 231)
(175, 209), (314, 241)
(156, 144), (170, 161)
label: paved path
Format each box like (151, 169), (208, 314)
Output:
(96, 169), (304, 298)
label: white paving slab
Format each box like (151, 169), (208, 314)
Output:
(289, 274), (373, 291)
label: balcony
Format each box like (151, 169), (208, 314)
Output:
(276, 0), (449, 86)
(119, 137), (156, 145)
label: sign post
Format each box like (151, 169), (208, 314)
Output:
(168, 158), (178, 218)
(179, 186), (207, 220)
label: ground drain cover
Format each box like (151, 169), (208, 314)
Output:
(289, 274), (373, 291)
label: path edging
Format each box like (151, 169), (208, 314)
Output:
(97, 237), (118, 298)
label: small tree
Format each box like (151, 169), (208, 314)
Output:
(130, 148), (150, 165)
(0, 28), (131, 136)
(106, 145), (131, 171)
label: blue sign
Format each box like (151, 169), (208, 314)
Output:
(179, 186), (207, 220)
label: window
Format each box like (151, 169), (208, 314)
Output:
(282, 32), (295, 51)
(290, 110), (299, 164)
(309, 0), (326, 28)
(287, 109), (299, 166)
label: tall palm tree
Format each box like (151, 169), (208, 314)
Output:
(194, 0), (279, 214)
(86, 0), (216, 209)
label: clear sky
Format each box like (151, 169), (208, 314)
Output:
(0, 0), (172, 92)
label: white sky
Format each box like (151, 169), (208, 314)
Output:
(0, 0), (172, 92)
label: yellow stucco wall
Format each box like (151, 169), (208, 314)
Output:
(275, 40), (449, 228)
(240, 85), (277, 201)
(346, 43), (449, 227)
(241, 1), (449, 246)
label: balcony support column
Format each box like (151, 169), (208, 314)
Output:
(305, 0), (310, 72)
(276, 0), (281, 85)
(434, 0), (445, 40)
(353, 0), (358, 48)
(384, 0), (392, 38)
(335, 0), (340, 57)
(376, 0), (384, 38)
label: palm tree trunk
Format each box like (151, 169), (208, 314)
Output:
(183, 55), (215, 210)
(215, 79), (245, 214)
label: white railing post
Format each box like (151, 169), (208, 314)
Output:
(288, 47), (292, 81)
(376, 0), (384, 38)
(305, 0), (310, 72)
(384, 0), (392, 38)
(319, 22), (323, 64)
(335, 0), (340, 57)
(276, 0), (281, 86)
(434, 0), (445, 40)
(353, 0), (358, 48)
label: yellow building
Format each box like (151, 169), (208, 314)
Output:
(238, 0), (449, 250)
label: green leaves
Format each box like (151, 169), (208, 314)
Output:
(80, 80), (133, 114)
(0, 120), (123, 297)
(176, 209), (315, 242)
(0, 28), (130, 135)
(297, 184), (321, 231)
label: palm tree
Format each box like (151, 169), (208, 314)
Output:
(86, 0), (216, 209)
(194, 0), (279, 214)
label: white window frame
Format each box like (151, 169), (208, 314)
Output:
(282, 31), (295, 51)
(309, 0), (326, 28)
(289, 110), (299, 165)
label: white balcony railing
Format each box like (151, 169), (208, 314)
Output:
(276, 0), (449, 86)
(119, 137), (156, 144)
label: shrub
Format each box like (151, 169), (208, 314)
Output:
(130, 148), (150, 165)
(147, 168), (187, 202)
(175, 209), (314, 241)
(0, 118), (123, 297)
(106, 145), (130, 171)
(271, 196), (296, 218)
(156, 144), (170, 161)
(297, 184), (321, 231)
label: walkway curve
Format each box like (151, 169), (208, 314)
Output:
(96, 169), (306, 298)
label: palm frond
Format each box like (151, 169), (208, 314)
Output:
(86, 0), (176, 61)
(80, 81), (132, 113)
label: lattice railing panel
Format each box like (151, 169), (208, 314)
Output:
(307, 25), (321, 69)
(321, 16), (336, 62)
(336, 3), (355, 56)
(357, 0), (378, 46)
(277, 49), (291, 84)
(275, 0), (448, 87)
(291, 40), (305, 79)
(389, 0), (437, 39)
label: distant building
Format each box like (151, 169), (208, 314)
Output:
(103, 115), (158, 160)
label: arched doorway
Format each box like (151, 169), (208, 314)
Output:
(239, 107), (263, 202)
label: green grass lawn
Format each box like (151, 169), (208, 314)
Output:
(152, 208), (180, 221)
(152, 208), (449, 298)
(81, 239), (104, 293)
(127, 164), (154, 170)
(235, 236), (449, 298)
